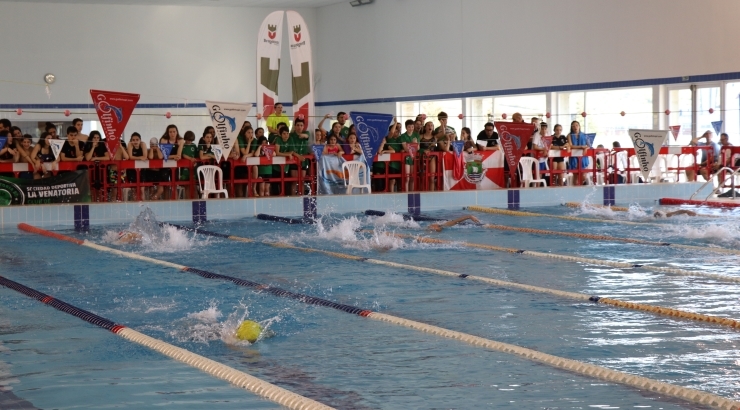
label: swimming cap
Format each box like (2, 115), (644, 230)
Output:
(235, 320), (262, 343)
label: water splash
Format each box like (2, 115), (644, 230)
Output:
(102, 207), (198, 253)
(170, 301), (277, 346)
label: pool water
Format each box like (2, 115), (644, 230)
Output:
(2, 203), (740, 409)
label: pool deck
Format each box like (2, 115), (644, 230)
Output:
(0, 182), (713, 230)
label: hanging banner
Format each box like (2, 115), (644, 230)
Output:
(542, 136), (553, 151)
(451, 140), (465, 180)
(0, 137), (6, 151)
(211, 144), (224, 164)
(90, 89), (139, 159)
(0, 170), (90, 205)
(712, 120), (723, 135)
(160, 144), (173, 161)
(494, 122), (534, 173)
(628, 129), (669, 182)
(669, 125), (681, 141)
(256, 11), (284, 119)
(262, 145), (275, 161)
(286, 11), (315, 132)
(49, 139), (65, 159)
(311, 144), (323, 162)
(349, 112), (393, 172)
(406, 143), (418, 157)
(206, 101), (252, 162)
(585, 133), (596, 147)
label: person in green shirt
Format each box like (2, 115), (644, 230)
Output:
(275, 126), (304, 196)
(290, 118), (311, 172)
(337, 111), (351, 139)
(178, 131), (198, 198)
(399, 119), (420, 191)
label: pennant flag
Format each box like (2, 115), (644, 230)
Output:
(406, 143), (418, 157)
(90, 90), (139, 159)
(451, 141), (465, 157)
(287, 11), (315, 132)
(206, 101), (252, 162)
(0, 137), (6, 151)
(542, 136), (553, 151)
(211, 144), (224, 164)
(262, 145), (275, 161)
(494, 122), (534, 174)
(160, 144), (173, 161)
(585, 133), (596, 147)
(628, 129), (669, 182)
(256, 11), (284, 118)
(311, 144), (323, 162)
(49, 139), (65, 160)
(669, 125), (681, 141)
(349, 111), (394, 171)
(451, 141), (465, 180)
(712, 120), (723, 135)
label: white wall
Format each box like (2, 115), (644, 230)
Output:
(0, 2), (317, 105)
(314, 0), (740, 104)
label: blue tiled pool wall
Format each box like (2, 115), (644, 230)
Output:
(0, 182), (711, 230)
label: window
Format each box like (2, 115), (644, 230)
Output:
(469, 98), (492, 138)
(584, 88), (653, 148)
(725, 82), (740, 143)
(667, 88), (692, 145)
(493, 95), (546, 122)
(556, 92), (584, 134)
(696, 86), (720, 138)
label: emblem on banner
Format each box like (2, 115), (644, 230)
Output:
(293, 25), (301, 42)
(463, 152), (486, 184)
(267, 24), (277, 39)
(97, 101), (123, 122)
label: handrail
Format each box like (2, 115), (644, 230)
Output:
(689, 166), (740, 200)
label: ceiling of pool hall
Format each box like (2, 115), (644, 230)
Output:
(0, 0), (347, 7)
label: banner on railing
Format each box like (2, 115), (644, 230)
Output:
(256, 10), (284, 118)
(0, 170), (90, 205)
(0, 137), (6, 151)
(206, 101), (251, 162)
(712, 120), (723, 136)
(585, 133), (596, 147)
(287, 10), (315, 132)
(311, 144), (323, 162)
(669, 125), (681, 141)
(349, 112), (393, 176)
(160, 144), (173, 161)
(494, 122), (534, 173)
(443, 150), (505, 190)
(629, 129), (669, 182)
(49, 139), (65, 159)
(317, 154), (348, 195)
(542, 136), (552, 150)
(90, 89), (140, 159)
(211, 144), (224, 164)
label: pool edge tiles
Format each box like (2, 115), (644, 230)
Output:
(0, 182), (708, 229)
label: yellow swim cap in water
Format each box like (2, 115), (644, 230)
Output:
(235, 320), (262, 343)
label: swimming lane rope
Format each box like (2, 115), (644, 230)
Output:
(0, 274), (334, 410)
(563, 202), (631, 212)
(480, 223), (740, 256)
(162, 223), (740, 329)
(466, 205), (663, 226)
(15, 223), (740, 410)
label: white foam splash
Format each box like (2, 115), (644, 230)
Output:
(170, 301), (277, 346)
(101, 207), (200, 253)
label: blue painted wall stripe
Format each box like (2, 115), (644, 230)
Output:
(74, 204), (89, 232)
(604, 186), (616, 206)
(507, 190), (520, 210)
(303, 197), (317, 220)
(407, 193), (420, 215)
(192, 201), (206, 224)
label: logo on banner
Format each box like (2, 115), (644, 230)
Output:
(311, 144), (323, 162)
(495, 122), (533, 173)
(349, 111), (394, 169)
(712, 120), (723, 135)
(211, 144), (224, 164)
(160, 144), (173, 161)
(585, 133), (596, 147)
(206, 101), (251, 162)
(49, 139), (65, 159)
(463, 152), (486, 184)
(293, 25), (301, 42)
(406, 143), (418, 157)
(669, 125), (681, 141)
(0, 137), (6, 151)
(267, 24), (277, 39)
(451, 141), (466, 180)
(629, 129), (669, 181)
(451, 141), (465, 157)
(89, 89), (140, 159)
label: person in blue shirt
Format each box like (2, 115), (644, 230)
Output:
(567, 121), (590, 185)
(690, 130), (721, 180)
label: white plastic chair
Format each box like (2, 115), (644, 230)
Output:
(197, 165), (229, 199)
(518, 157), (547, 188)
(342, 160), (371, 194)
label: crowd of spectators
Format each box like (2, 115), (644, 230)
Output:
(0, 106), (733, 199)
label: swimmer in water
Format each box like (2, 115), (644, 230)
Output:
(653, 209), (697, 218)
(116, 230), (143, 244)
(427, 215), (482, 232)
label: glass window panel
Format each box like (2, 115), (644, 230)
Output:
(556, 92), (584, 134)
(470, 97), (492, 137)
(493, 95), (546, 122)
(696, 87), (720, 138)
(725, 82), (740, 143)
(668, 88), (693, 145)
(399, 102), (419, 123)
(419, 99), (463, 135)
(584, 88), (652, 148)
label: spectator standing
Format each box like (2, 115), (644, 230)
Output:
(549, 124), (570, 186)
(73, 118), (89, 143)
(266, 102), (289, 141)
(566, 121), (589, 185)
(690, 130), (721, 180)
